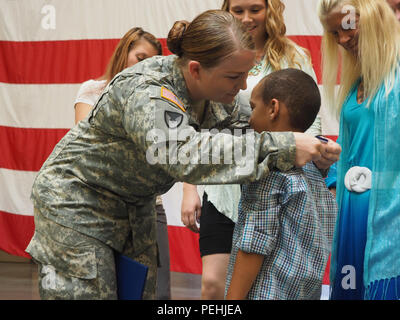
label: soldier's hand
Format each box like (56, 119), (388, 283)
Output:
(314, 138), (341, 169)
(293, 132), (324, 167)
(181, 183), (201, 233)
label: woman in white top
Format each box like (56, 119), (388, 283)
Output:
(74, 27), (162, 123)
(181, 0), (323, 300)
(74, 27), (171, 299)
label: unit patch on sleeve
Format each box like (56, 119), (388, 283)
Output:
(164, 111), (183, 129)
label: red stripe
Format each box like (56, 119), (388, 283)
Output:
(325, 135), (338, 142)
(167, 225), (202, 274)
(323, 255), (331, 285)
(0, 126), (69, 171)
(0, 39), (171, 84)
(0, 211), (34, 258)
(0, 37), (324, 84)
(288, 35), (322, 84)
(167, 225), (331, 282)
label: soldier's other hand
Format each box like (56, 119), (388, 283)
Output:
(314, 138), (341, 169)
(181, 183), (201, 233)
(293, 132), (323, 167)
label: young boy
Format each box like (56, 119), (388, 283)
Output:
(225, 68), (337, 300)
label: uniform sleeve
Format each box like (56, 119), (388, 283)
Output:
(123, 87), (296, 185)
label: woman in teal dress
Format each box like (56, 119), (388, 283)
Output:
(318, 0), (400, 299)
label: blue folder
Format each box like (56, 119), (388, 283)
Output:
(114, 253), (148, 300)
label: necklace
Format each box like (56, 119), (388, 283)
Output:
(248, 56), (264, 76)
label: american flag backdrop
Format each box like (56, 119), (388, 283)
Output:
(0, 0), (338, 290)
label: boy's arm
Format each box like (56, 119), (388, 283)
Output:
(226, 250), (264, 300)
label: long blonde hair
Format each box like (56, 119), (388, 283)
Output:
(318, 0), (400, 116)
(221, 0), (310, 70)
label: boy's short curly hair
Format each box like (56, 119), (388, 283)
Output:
(259, 68), (321, 132)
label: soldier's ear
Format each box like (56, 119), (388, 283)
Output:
(188, 61), (201, 80)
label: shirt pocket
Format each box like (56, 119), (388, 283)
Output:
(238, 209), (280, 256)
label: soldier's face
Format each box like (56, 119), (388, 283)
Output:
(198, 49), (255, 104)
(126, 39), (159, 68)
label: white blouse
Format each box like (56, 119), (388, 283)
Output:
(74, 79), (107, 106)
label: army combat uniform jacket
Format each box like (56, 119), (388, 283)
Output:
(27, 55), (296, 299)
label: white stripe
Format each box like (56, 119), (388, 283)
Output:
(283, 0), (324, 36)
(0, 0), (224, 41)
(161, 183), (205, 227)
(320, 285), (330, 300)
(0, 168), (199, 225)
(0, 86), (339, 135)
(0, 168), (35, 216)
(161, 183), (185, 227)
(0, 166), (198, 224)
(0, 83), (77, 128)
(319, 85), (340, 136)
(0, 0), (324, 41)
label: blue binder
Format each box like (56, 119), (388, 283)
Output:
(114, 253), (148, 300)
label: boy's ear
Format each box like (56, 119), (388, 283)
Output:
(188, 61), (201, 80)
(269, 98), (280, 120)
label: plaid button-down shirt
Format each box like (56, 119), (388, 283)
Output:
(225, 162), (337, 300)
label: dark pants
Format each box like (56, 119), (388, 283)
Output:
(156, 204), (171, 300)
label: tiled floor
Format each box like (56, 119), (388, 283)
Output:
(0, 261), (201, 300)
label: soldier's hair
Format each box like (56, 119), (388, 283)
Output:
(103, 27), (162, 82)
(258, 68), (321, 132)
(167, 10), (254, 68)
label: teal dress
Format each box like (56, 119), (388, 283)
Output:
(331, 79), (400, 300)
(330, 83), (373, 299)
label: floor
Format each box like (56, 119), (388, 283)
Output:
(0, 261), (202, 300)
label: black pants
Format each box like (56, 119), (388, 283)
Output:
(199, 193), (235, 258)
(156, 204), (171, 299)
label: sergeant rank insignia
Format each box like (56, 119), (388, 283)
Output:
(164, 111), (183, 129)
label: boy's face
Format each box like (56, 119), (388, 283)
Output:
(249, 82), (292, 133)
(249, 83), (271, 133)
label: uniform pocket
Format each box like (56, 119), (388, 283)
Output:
(27, 231), (97, 280)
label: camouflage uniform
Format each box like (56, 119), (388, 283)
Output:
(27, 55), (296, 300)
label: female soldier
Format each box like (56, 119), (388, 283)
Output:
(26, 9), (339, 300)
(181, 0), (324, 300)
(73, 28), (170, 300)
